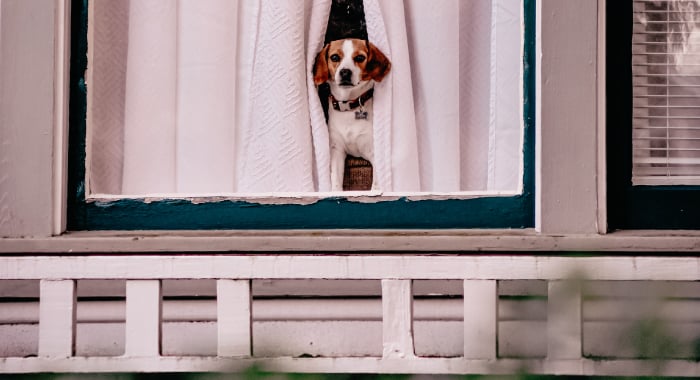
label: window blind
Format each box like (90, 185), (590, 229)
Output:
(632, 0), (700, 185)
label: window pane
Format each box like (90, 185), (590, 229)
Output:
(632, 0), (700, 185)
(86, 0), (524, 196)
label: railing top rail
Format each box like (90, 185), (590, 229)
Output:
(0, 255), (698, 281)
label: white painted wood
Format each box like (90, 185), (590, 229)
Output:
(5, 230), (700, 253)
(3, 255), (700, 375)
(0, 324), (38, 358)
(76, 323), (125, 357)
(381, 280), (414, 359)
(252, 321), (382, 358)
(0, 298), (550, 325)
(547, 280), (582, 360)
(52, 0), (71, 236)
(5, 293), (700, 375)
(463, 280), (497, 359)
(536, 0), (600, 234)
(596, 0), (607, 234)
(2, 319), (550, 360)
(216, 280), (251, 357)
(38, 280), (75, 358)
(8, 317), (700, 361)
(125, 280), (161, 357)
(0, 0), (57, 238)
(499, 321), (547, 358)
(2, 256), (700, 281)
(13, 277), (680, 299)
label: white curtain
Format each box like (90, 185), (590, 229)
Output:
(88, 0), (523, 196)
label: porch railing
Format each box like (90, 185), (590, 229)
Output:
(1, 255), (699, 376)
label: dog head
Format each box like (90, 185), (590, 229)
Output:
(313, 38), (391, 87)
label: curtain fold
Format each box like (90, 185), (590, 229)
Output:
(88, 0), (523, 196)
(236, 0), (316, 193)
(403, 0), (462, 192)
(121, 0), (178, 194)
(118, 0), (331, 194)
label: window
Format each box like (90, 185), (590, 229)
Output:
(631, 0), (700, 185)
(608, 0), (700, 229)
(68, 0), (536, 230)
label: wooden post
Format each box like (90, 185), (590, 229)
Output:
(547, 280), (582, 359)
(0, 0), (57, 238)
(38, 280), (76, 358)
(381, 279), (414, 359)
(463, 280), (498, 359)
(536, 0), (600, 234)
(217, 279), (252, 357)
(125, 280), (162, 357)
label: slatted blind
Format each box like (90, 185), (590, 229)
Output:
(633, 0), (700, 185)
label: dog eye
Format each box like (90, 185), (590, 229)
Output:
(330, 54), (341, 62)
(354, 55), (366, 63)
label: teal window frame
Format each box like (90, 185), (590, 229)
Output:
(607, 0), (700, 230)
(67, 0), (536, 230)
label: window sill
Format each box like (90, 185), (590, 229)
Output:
(1, 229), (700, 254)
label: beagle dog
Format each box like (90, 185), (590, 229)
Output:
(313, 38), (391, 191)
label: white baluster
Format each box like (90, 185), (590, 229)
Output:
(217, 279), (252, 357)
(463, 280), (498, 359)
(39, 280), (76, 358)
(125, 280), (162, 357)
(381, 279), (415, 359)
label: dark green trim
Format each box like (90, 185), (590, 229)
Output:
(607, 1), (700, 230)
(67, 0), (536, 230)
(67, 0), (88, 229)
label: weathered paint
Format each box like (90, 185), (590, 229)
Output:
(67, 0), (536, 231)
(70, 196), (533, 230)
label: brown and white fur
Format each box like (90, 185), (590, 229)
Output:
(313, 38), (391, 191)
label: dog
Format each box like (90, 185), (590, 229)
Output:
(313, 38), (391, 191)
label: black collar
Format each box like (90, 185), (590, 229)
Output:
(330, 88), (374, 112)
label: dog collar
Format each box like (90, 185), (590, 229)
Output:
(330, 88), (374, 112)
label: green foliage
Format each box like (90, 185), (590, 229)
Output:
(629, 318), (680, 360)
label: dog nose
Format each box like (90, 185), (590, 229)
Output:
(339, 68), (353, 82)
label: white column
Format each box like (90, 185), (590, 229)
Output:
(217, 279), (252, 357)
(39, 280), (76, 358)
(463, 280), (498, 359)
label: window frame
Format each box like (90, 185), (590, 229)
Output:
(607, 0), (700, 230)
(66, 0), (537, 231)
(13, 0), (698, 246)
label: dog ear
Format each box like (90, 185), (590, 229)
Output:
(365, 41), (391, 82)
(313, 44), (331, 85)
